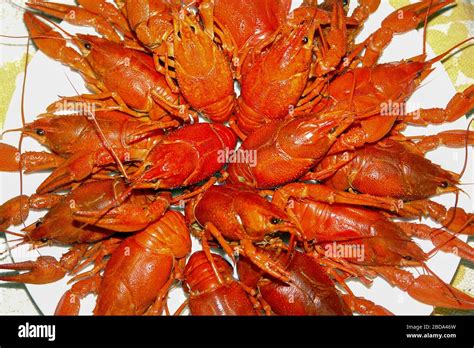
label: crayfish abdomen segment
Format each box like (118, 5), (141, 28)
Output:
(183, 251), (257, 315)
(94, 237), (174, 315)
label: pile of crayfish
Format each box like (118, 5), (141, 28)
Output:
(0, 0), (473, 315)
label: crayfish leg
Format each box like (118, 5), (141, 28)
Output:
(359, 0), (455, 66)
(401, 200), (474, 236)
(373, 266), (474, 310)
(273, 183), (401, 213)
(144, 275), (176, 316)
(397, 222), (474, 263)
(239, 239), (292, 284)
(204, 222), (236, 264)
(401, 85), (474, 125)
(406, 129), (474, 154)
(73, 195), (170, 232)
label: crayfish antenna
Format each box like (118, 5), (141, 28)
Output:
(0, 128), (24, 139)
(18, 37), (31, 225)
(63, 73), (130, 180)
(458, 119), (474, 180)
(409, 37), (473, 86)
(421, 0), (433, 59)
(0, 36), (36, 252)
(1, 238), (23, 245)
(427, 37), (474, 65)
(173, 299), (189, 316)
(2, 230), (26, 239)
(0, 238), (25, 256)
(0, 230), (29, 257)
(0, 237), (28, 257)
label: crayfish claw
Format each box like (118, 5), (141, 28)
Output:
(0, 256), (66, 284)
(0, 195), (30, 230)
(0, 143), (21, 172)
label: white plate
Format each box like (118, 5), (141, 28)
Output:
(1, 0), (472, 315)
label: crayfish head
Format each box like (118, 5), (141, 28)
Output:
(22, 116), (88, 154)
(399, 146), (461, 199)
(262, 17), (316, 80)
(428, 172), (460, 198)
(128, 160), (160, 189)
(21, 117), (56, 146)
(75, 34), (130, 77)
(393, 242), (428, 267)
(234, 192), (299, 240)
(22, 218), (51, 245)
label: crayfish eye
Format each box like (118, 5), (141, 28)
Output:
(36, 128), (45, 136)
(440, 181), (449, 188)
(342, 0), (349, 7)
(187, 6), (199, 16)
(270, 217), (283, 225)
(403, 255), (413, 261)
(84, 42), (92, 50)
(302, 36), (309, 44)
(329, 127), (338, 134)
(145, 164), (153, 171)
(35, 220), (43, 228)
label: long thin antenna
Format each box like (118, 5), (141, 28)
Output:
(19, 38), (30, 230)
(63, 73), (129, 180)
(18, 38), (38, 256)
(458, 119), (473, 179)
(0, 34), (73, 41)
(422, 0), (434, 58)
